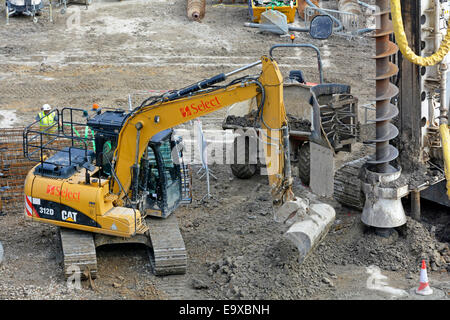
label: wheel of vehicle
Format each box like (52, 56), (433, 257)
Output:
(297, 142), (310, 185)
(230, 135), (258, 179)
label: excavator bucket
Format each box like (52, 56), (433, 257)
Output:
(274, 197), (335, 263)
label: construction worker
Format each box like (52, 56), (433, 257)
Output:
(36, 104), (59, 158)
(36, 104), (58, 133)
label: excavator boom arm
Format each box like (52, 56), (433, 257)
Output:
(111, 56), (290, 202)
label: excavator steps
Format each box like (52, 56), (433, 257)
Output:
(104, 193), (119, 202)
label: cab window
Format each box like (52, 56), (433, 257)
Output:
(159, 140), (181, 209)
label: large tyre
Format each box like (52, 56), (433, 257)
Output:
(230, 134), (258, 179)
(297, 142), (310, 185)
(230, 163), (257, 179)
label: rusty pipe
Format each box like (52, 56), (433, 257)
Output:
(187, 0), (206, 21)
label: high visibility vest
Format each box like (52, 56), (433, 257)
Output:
(38, 111), (56, 131)
(39, 111), (56, 126)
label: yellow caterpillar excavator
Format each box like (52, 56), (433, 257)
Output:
(23, 45), (336, 279)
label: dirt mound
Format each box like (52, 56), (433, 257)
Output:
(202, 215), (449, 299)
(224, 110), (261, 128)
(287, 114), (311, 132)
(319, 217), (449, 274)
(191, 170), (449, 299)
(224, 110), (311, 131)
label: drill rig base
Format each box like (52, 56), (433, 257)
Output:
(360, 166), (408, 228)
(334, 156), (368, 210)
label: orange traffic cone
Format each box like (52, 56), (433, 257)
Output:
(415, 260), (433, 296)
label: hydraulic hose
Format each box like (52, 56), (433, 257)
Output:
(391, 0), (450, 66)
(357, 0), (375, 12)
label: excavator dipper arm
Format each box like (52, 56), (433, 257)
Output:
(111, 57), (289, 201)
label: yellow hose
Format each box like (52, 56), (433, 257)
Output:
(391, 0), (450, 66)
(440, 124), (450, 199)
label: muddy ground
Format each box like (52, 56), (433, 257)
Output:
(0, 0), (449, 300)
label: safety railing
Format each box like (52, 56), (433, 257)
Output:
(61, 107), (96, 151)
(23, 108), (94, 175)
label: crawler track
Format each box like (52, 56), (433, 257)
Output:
(146, 213), (187, 276)
(334, 157), (368, 210)
(60, 227), (97, 280)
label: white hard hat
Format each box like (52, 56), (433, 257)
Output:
(42, 104), (51, 111)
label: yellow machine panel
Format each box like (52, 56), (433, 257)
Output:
(24, 164), (142, 237)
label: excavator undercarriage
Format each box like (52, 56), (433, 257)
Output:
(60, 212), (187, 279)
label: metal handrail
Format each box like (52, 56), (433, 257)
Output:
(23, 108), (92, 171)
(269, 44), (323, 84)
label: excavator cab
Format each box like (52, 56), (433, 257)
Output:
(86, 109), (187, 218)
(140, 129), (183, 218)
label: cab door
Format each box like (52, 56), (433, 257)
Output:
(144, 132), (182, 218)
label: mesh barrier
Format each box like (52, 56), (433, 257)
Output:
(304, 6), (361, 36)
(0, 127), (30, 211)
(0, 125), (87, 211)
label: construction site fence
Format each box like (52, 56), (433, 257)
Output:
(0, 125), (87, 211)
